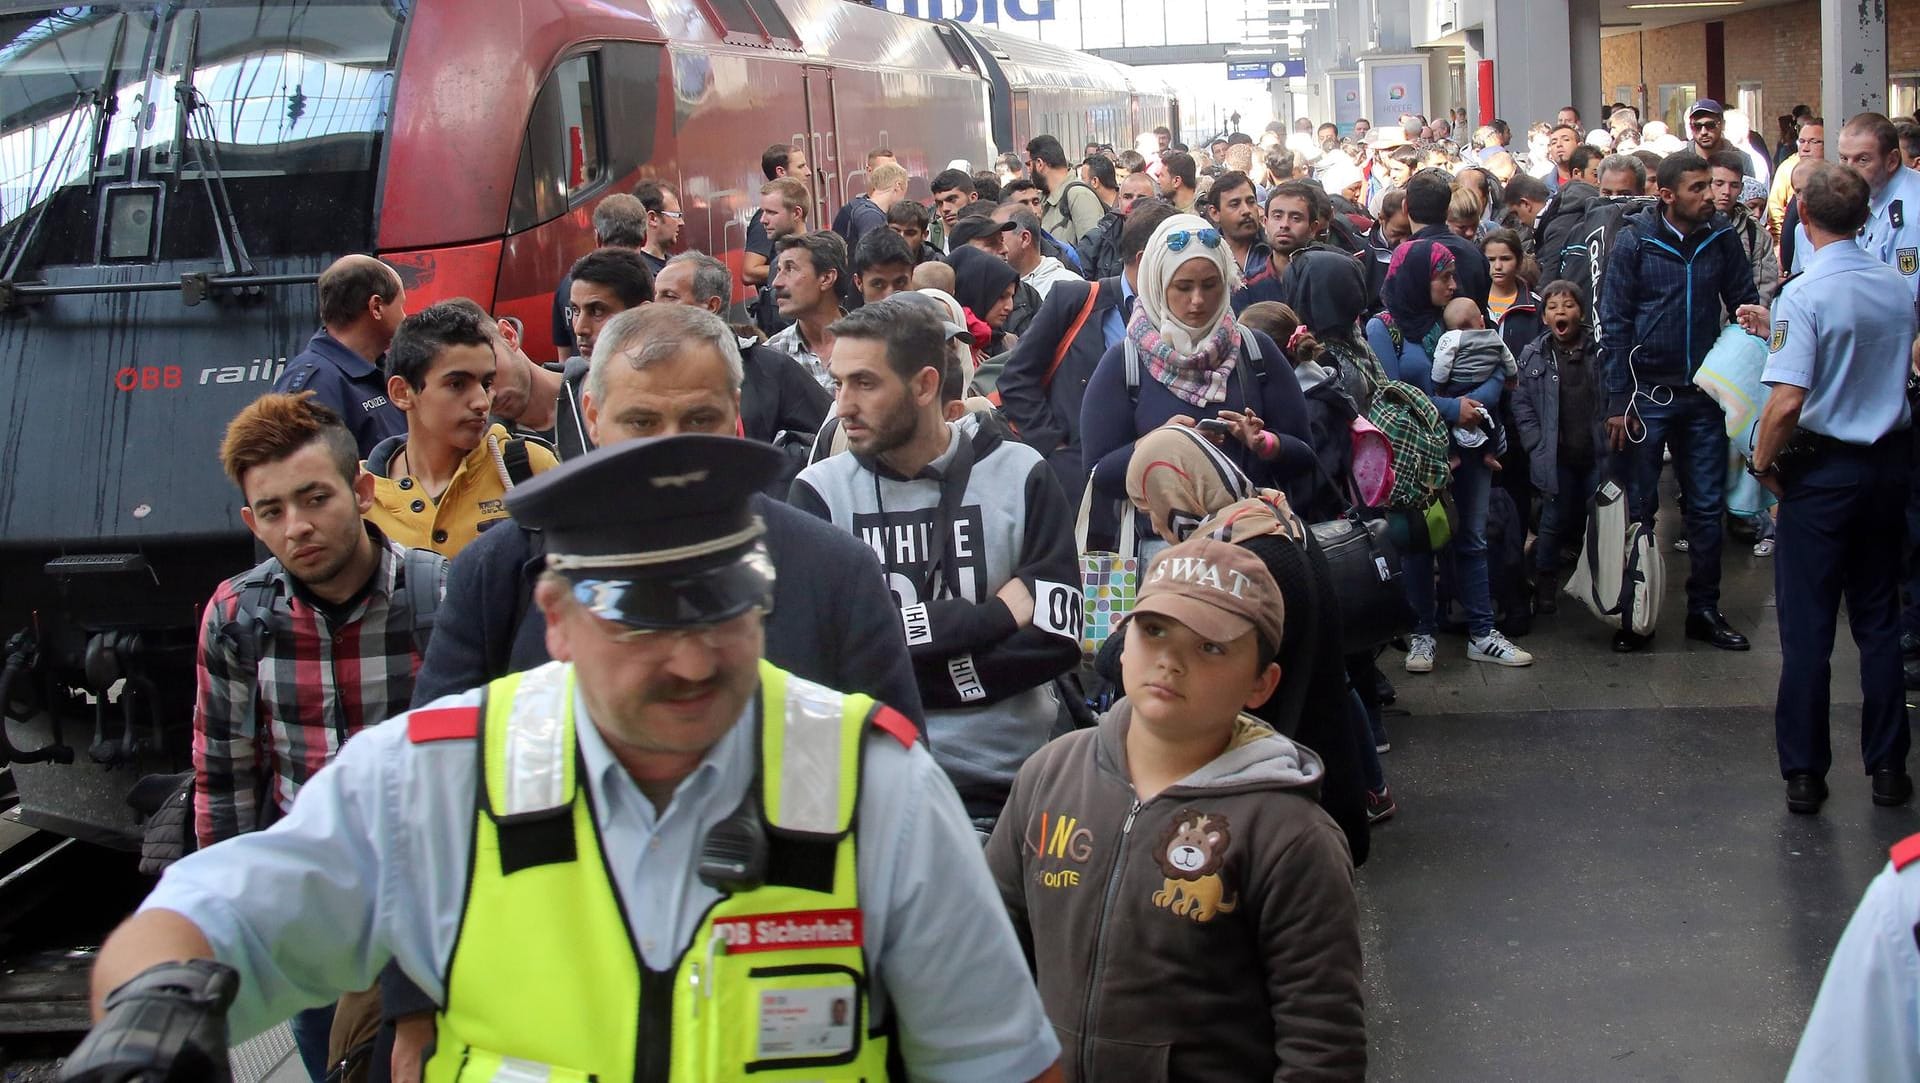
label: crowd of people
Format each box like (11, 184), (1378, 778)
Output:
(56, 94), (1920, 1083)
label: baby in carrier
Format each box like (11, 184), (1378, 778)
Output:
(1431, 297), (1517, 469)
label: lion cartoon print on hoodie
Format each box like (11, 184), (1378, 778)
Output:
(1152, 808), (1239, 921)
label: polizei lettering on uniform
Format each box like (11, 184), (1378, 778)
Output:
(714, 909), (864, 954)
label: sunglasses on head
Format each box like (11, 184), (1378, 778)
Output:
(1164, 228), (1223, 252)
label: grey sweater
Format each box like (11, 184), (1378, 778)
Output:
(790, 414), (1082, 817)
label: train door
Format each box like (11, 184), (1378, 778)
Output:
(1010, 90), (1031, 153)
(802, 66), (841, 230)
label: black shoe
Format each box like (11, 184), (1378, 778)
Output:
(1906, 658), (1920, 691)
(1786, 773), (1828, 814)
(1903, 632), (1920, 658)
(1874, 770), (1915, 807)
(1612, 629), (1652, 653)
(1534, 577), (1558, 615)
(1685, 610), (1751, 651)
(1373, 672), (1397, 706)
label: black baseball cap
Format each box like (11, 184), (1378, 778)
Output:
(1687, 99), (1724, 118)
(947, 216), (1016, 248)
(505, 434), (781, 629)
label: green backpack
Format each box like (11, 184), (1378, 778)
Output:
(1353, 329), (1452, 511)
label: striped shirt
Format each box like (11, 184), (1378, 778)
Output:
(191, 535), (434, 848)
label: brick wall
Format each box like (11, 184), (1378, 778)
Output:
(1600, 0), (1920, 132)
(1724, 1), (1820, 128)
(1894, 0), (1920, 73)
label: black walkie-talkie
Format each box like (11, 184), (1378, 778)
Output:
(698, 788), (768, 893)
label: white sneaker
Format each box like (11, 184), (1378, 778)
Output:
(1753, 539), (1775, 557)
(1469, 631), (1535, 667)
(1405, 634), (1437, 673)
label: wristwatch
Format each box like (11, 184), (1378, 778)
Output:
(1746, 461), (1777, 478)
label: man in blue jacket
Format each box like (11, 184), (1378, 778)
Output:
(1600, 152), (1761, 653)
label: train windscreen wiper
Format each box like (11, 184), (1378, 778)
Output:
(170, 9), (253, 277)
(0, 15), (128, 283)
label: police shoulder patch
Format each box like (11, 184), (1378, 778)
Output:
(1900, 247), (1918, 277)
(1769, 320), (1788, 353)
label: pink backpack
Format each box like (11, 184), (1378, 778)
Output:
(1349, 414), (1397, 509)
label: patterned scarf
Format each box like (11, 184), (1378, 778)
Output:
(1127, 301), (1239, 408)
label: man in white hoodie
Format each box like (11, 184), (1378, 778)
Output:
(792, 296), (1082, 831)
(993, 205), (1081, 300)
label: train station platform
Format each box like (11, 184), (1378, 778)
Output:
(1358, 524), (1910, 1080)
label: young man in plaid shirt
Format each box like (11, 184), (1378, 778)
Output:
(193, 391), (445, 1080)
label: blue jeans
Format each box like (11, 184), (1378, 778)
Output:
(1401, 456), (1496, 637)
(291, 1003), (336, 1082)
(1536, 459), (1606, 573)
(1624, 388), (1728, 614)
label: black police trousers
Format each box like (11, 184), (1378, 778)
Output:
(1775, 433), (1912, 780)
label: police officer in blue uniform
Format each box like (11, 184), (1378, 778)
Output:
(1749, 162), (1917, 815)
(1787, 831), (1920, 1080)
(1837, 112), (1920, 308)
(273, 255), (408, 456)
(57, 435), (1063, 1083)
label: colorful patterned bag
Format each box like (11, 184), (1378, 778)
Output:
(1075, 482), (1138, 658)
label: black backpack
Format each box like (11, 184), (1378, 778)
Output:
(1076, 209), (1127, 281)
(1555, 197), (1656, 312)
(225, 548), (447, 667)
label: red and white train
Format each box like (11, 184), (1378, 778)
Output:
(0, 0), (1181, 848)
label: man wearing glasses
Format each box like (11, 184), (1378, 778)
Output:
(633, 179), (684, 275)
(65, 431), (1062, 1083)
(1769, 116), (1826, 243)
(1688, 100), (1753, 177)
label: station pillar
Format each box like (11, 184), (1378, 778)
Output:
(1568, 0), (1603, 121)
(1483, 0), (1572, 128)
(1822, 0), (1886, 125)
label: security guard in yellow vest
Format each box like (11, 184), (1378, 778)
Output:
(65, 435), (1063, 1083)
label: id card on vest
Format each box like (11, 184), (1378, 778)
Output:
(758, 986), (858, 1059)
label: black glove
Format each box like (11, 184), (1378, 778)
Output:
(59, 959), (239, 1083)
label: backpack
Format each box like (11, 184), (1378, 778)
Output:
(1564, 479), (1664, 636)
(1357, 325), (1453, 510)
(225, 547), (447, 666)
(1075, 210), (1127, 281)
(1038, 230), (1084, 274)
(1556, 197), (1654, 313)
(214, 547), (447, 837)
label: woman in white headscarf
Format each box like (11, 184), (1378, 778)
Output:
(1077, 213), (1314, 546)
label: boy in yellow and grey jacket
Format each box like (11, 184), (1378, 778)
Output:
(363, 304), (556, 557)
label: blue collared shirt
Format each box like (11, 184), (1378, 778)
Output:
(1762, 239), (1916, 444)
(143, 679), (1059, 1080)
(1103, 273), (1136, 350)
(1863, 166), (1920, 303)
(1787, 856), (1920, 1082)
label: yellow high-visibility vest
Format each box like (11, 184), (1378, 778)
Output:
(424, 659), (894, 1082)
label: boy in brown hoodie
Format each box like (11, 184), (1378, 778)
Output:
(987, 537), (1366, 1081)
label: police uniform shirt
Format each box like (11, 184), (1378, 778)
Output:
(138, 684), (1061, 1081)
(1862, 165), (1920, 301)
(363, 423), (559, 556)
(1786, 837), (1920, 1081)
(1762, 239), (1917, 444)
(273, 329), (406, 457)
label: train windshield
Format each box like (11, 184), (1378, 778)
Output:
(0, 1), (404, 273)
